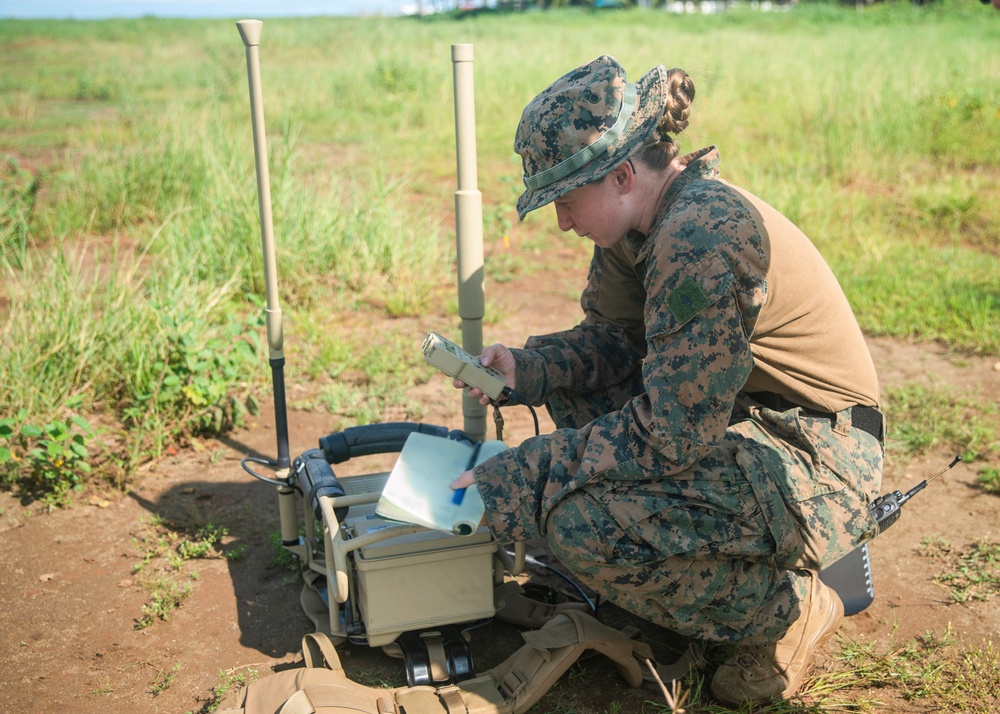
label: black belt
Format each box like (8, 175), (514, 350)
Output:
(745, 391), (883, 445)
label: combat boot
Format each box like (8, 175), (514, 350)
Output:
(710, 574), (844, 706)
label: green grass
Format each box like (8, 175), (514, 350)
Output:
(823, 628), (1000, 714)
(130, 514), (240, 630)
(626, 625), (1000, 713)
(883, 382), (1000, 463)
(149, 663), (182, 696)
(919, 535), (1000, 604)
(203, 667), (259, 713)
(0, 2), (998, 500)
(979, 466), (1000, 494)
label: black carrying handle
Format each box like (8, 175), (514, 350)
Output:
(304, 422), (468, 524)
(298, 448), (349, 524)
(318, 421), (452, 464)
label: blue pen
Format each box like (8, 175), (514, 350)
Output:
(452, 442), (483, 505)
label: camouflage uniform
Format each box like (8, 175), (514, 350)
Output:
(473, 146), (884, 645)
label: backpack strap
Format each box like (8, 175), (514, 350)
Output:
(448, 610), (653, 714)
(392, 686), (458, 714)
(303, 632), (346, 674)
(300, 570), (340, 640)
(492, 580), (592, 630)
(278, 682), (394, 714)
(644, 642), (707, 685)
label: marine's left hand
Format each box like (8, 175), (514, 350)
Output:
(450, 470), (476, 490)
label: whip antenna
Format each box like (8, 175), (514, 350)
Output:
(237, 19), (290, 477)
(452, 43), (487, 442)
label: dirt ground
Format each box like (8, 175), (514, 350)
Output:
(2, 263), (999, 714)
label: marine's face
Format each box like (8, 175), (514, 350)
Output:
(552, 175), (631, 249)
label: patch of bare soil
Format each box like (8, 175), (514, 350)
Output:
(1, 266), (998, 714)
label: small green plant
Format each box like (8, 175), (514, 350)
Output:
(0, 404), (95, 509)
(132, 515), (239, 629)
(177, 523), (230, 560)
(136, 577), (192, 629)
(935, 540), (1000, 604)
(917, 535), (1000, 604)
(89, 682), (114, 696)
(270, 530), (301, 572)
(150, 663), (182, 696)
(918, 534), (951, 558)
(977, 466), (1000, 494)
(204, 668), (258, 713)
(132, 515), (172, 574)
(124, 313), (263, 451)
(224, 543), (247, 560)
(565, 662), (587, 684)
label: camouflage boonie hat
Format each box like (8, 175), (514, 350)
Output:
(514, 55), (667, 220)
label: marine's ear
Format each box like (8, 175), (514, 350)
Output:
(610, 160), (635, 190)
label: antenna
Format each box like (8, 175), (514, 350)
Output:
(896, 454), (962, 507)
(452, 43), (487, 443)
(237, 19), (290, 477)
(870, 455), (962, 533)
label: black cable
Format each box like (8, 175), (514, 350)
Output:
(241, 456), (290, 487)
(500, 387), (540, 436)
(513, 551), (597, 616)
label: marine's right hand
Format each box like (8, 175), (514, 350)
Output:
(452, 342), (516, 405)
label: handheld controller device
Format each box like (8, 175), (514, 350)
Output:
(423, 332), (507, 401)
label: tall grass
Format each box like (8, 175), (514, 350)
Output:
(0, 2), (997, 494)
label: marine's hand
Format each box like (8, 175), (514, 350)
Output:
(450, 470), (476, 490)
(451, 471), (487, 527)
(451, 342), (516, 405)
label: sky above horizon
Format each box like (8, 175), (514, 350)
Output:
(0, 1), (411, 19)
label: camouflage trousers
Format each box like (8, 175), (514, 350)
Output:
(536, 382), (883, 645)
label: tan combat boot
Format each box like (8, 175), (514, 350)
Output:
(710, 574), (844, 706)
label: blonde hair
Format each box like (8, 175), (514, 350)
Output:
(632, 68), (694, 170)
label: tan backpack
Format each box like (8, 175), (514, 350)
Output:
(216, 609), (669, 714)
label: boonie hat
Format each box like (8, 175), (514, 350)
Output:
(514, 55), (667, 220)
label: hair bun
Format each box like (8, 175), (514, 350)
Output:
(659, 68), (694, 137)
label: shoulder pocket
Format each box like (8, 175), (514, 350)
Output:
(646, 250), (735, 339)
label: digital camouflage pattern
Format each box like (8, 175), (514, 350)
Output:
(514, 55), (666, 220)
(473, 147), (884, 645)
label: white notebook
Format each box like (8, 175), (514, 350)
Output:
(375, 432), (507, 536)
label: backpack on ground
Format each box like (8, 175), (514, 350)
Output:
(216, 609), (669, 714)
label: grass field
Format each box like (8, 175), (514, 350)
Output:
(1, 1), (998, 500)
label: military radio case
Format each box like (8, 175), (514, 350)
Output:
(279, 422), (524, 684)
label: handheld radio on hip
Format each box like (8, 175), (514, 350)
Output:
(868, 455), (962, 533)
